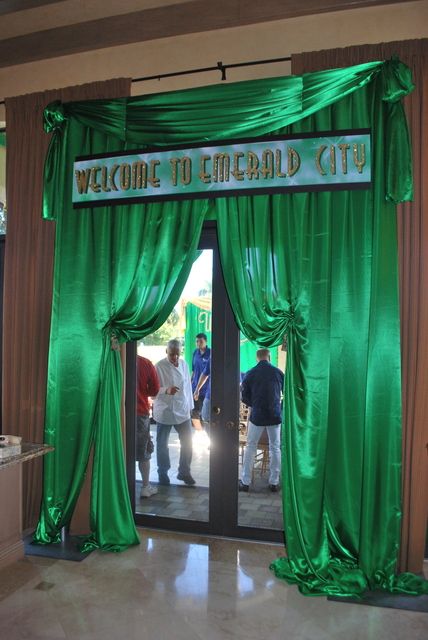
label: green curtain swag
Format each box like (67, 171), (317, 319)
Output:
(36, 58), (426, 595)
(42, 58), (413, 222)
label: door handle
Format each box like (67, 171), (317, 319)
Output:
(212, 406), (221, 415)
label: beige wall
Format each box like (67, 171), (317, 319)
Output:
(0, 0), (427, 123)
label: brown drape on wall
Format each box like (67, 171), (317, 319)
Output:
(292, 39), (428, 574)
(3, 78), (132, 531)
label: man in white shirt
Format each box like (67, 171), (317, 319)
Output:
(153, 339), (195, 486)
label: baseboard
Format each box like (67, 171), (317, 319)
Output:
(0, 538), (24, 570)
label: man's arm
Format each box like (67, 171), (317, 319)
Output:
(241, 376), (252, 407)
(194, 373), (209, 400)
(183, 361), (194, 411)
(191, 349), (196, 381)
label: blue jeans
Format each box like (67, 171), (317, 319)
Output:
(156, 419), (193, 478)
(241, 422), (281, 486)
(201, 396), (210, 423)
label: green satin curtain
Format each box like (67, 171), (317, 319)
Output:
(35, 123), (207, 550)
(216, 64), (427, 596)
(36, 58), (426, 596)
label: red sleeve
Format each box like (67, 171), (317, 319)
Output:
(146, 360), (160, 397)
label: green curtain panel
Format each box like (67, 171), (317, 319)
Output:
(37, 58), (426, 595)
(216, 66), (426, 596)
(35, 123), (207, 550)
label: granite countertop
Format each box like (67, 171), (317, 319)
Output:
(0, 443), (54, 470)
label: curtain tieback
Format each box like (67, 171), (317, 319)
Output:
(44, 101), (67, 133)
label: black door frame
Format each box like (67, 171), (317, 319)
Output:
(125, 221), (284, 543)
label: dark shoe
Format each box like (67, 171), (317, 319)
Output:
(177, 473), (196, 485)
(238, 480), (249, 492)
(158, 474), (170, 485)
(269, 484), (280, 492)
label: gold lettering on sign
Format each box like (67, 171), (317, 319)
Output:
(231, 152), (244, 181)
(275, 150), (287, 178)
(199, 155), (211, 183)
(246, 151), (260, 180)
(101, 166), (110, 192)
(338, 144), (350, 174)
(75, 168), (91, 194)
(315, 145), (327, 175)
(287, 147), (300, 177)
(180, 157), (192, 185)
(119, 164), (131, 190)
(109, 164), (119, 191)
(132, 161), (147, 189)
(89, 166), (101, 192)
(213, 153), (230, 182)
(330, 146), (336, 175)
(353, 143), (366, 173)
(149, 160), (160, 188)
(261, 149), (274, 179)
(170, 158), (179, 186)
(75, 134), (370, 204)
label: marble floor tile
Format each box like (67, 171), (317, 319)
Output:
(135, 429), (283, 530)
(0, 530), (426, 640)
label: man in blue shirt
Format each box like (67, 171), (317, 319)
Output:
(191, 333), (211, 421)
(239, 348), (284, 493)
(193, 357), (211, 430)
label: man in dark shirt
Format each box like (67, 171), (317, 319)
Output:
(239, 348), (284, 493)
(191, 333), (211, 421)
(137, 353), (160, 498)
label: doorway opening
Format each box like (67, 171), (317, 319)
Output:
(126, 223), (285, 542)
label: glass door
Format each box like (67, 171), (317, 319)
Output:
(126, 222), (284, 542)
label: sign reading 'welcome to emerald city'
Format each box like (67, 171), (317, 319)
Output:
(72, 130), (371, 207)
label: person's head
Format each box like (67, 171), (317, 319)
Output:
(196, 333), (207, 351)
(256, 348), (270, 362)
(166, 339), (181, 366)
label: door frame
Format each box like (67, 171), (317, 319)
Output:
(125, 221), (284, 543)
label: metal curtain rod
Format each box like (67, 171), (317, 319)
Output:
(132, 55), (292, 83)
(0, 54), (292, 111)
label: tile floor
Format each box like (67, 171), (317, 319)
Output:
(135, 428), (283, 530)
(0, 529), (427, 640)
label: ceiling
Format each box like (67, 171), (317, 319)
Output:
(0, 0), (416, 69)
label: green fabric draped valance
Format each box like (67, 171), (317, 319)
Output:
(37, 58), (427, 596)
(43, 58), (413, 222)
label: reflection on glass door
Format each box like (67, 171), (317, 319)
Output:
(134, 250), (213, 523)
